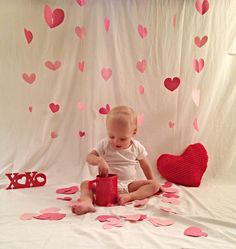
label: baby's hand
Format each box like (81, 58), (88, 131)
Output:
(98, 157), (109, 177)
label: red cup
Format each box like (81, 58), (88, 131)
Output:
(88, 174), (118, 206)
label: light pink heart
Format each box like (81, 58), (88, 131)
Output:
(99, 104), (110, 115)
(24, 28), (33, 44)
(96, 215), (118, 222)
(195, 0), (209, 15)
(76, 0), (86, 7)
(172, 14), (177, 28)
(192, 89), (200, 106)
(160, 206), (177, 214)
(22, 73), (36, 84)
(34, 213), (66, 221)
(40, 207), (61, 214)
(102, 223), (113, 229)
(28, 106), (33, 112)
(161, 187), (179, 193)
(51, 131), (58, 139)
(45, 60), (61, 71)
(136, 59), (147, 73)
(75, 26), (86, 39)
(56, 186), (79, 194)
(77, 102), (86, 111)
(194, 36), (208, 48)
(122, 214), (143, 221)
(184, 226), (208, 237)
(104, 18), (110, 32)
(137, 113), (144, 125)
(138, 25), (147, 39)
(139, 85), (144, 94)
(78, 61), (84, 72)
(49, 103), (60, 113)
(101, 68), (112, 81)
(168, 121), (175, 128)
(193, 118), (199, 131)
(164, 77), (180, 91)
(163, 193), (180, 198)
(193, 58), (204, 73)
(44, 4), (65, 29)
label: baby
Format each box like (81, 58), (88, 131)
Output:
(72, 106), (160, 215)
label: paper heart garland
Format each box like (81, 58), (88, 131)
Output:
(44, 4), (65, 29)
(22, 73), (36, 84)
(195, 0), (209, 15)
(184, 226), (208, 237)
(99, 104), (110, 115)
(136, 59), (147, 73)
(157, 143), (208, 187)
(164, 77), (180, 91)
(101, 68), (112, 81)
(45, 60), (61, 71)
(194, 36), (208, 48)
(49, 103), (60, 113)
(24, 28), (33, 44)
(138, 25), (147, 38)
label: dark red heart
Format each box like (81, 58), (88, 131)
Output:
(157, 143), (208, 187)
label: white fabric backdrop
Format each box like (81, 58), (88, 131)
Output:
(0, 0), (236, 186)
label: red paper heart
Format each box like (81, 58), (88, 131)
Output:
(44, 5), (65, 29)
(195, 0), (209, 15)
(164, 77), (180, 91)
(194, 36), (208, 47)
(22, 73), (36, 84)
(99, 104), (110, 115)
(136, 59), (147, 73)
(45, 60), (61, 71)
(24, 28), (33, 44)
(79, 131), (85, 137)
(157, 143), (208, 187)
(49, 103), (60, 113)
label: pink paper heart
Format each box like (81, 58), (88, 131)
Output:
(40, 207), (61, 214)
(164, 77), (180, 91)
(194, 36), (208, 48)
(101, 68), (112, 81)
(161, 187), (179, 193)
(184, 226), (208, 237)
(134, 198), (149, 207)
(56, 186), (79, 194)
(76, 0), (86, 7)
(28, 106), (33, 112)
(122, 214), (143, 221)
(44, 5), (65, 29)
(137, 25), (147, 39)
(137, 113), (144, 125)
(77, 102), (86, 111)
(96, 215), (118, 222)
(99, 104), (110, 115)
(160, 206), (177, 214)
(51, 131), (58, 139)
(45, 60), (61, 71)
(104, 18), (110, 32)
(139, 85), (144, 94)
(49, 103), (60, 113)
(78, 61), (84, 72)
(136, 59), (147, 73)
(192, 89), (200, 106)
(172, 14), (176, 28)
(162, 181), (173, 188)
(146, 217), (174, 226)
(79, 131), (85, 137)
(107, 217), (121, 226)
(193, 58), (204, 73)
(20, 213), (39, 220)
(103, 223), (113, 229)
(75, 26), (86, 39)
(24, 28), (33, 44)
(22, 73), (36, 84)
(163, 193), (180, 198)
(57, 196), (72, 201)
(193, 118), (199, 131)
(34, 213), (66, 221)
(195, 0), (209, 15)
(168, 121), (175, 128)
(161, 197), (180, 205)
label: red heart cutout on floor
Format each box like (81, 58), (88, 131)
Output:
(157, 143), (208, 187)
(164, 77), (180, 91)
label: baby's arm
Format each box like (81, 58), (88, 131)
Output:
(86, 150), (109, 177)
(139, 157), (155, 180)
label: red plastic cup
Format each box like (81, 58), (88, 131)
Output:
(88, 174), (118, 206)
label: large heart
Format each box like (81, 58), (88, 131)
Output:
(157, 143), (208, 187)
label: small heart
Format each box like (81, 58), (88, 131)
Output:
(45, 60), (61, 71)
(96, 215), (117, 222)
(164, 77), (180, 91)
(136, 59), (147, 73)
(44, 4), (65, 29)
(193, 118), (199, 131)
(22, 73), (36, 84)
(49, 103), (60, 113)
(137, 25), (147, 39)
(99, 104), (110, 115)
(104, 18), (110, 32)
(77, 102), (86, 111)
(101, 68), (112, 81)
(161, 181), (173, 188)
(172, 14), (177, 28)
(194, 35), (208, 48)
(139, 85), (144, 94)
(160, 206), (177, 214)
(193, 58), (204, 73)
(75, 26), (86, 39)
(134, 198), (149, 207)
(56, 186), (79, 194)
(28, 106), (33, 112)
(34, 213), (66, 220)
(168, 121), (175, 128)
(137, 113), (144, 125)
(184, 226), (208, 237)
(76, 0), (86, 7)
(18, 176), (27, 185)
(192, 89), (200, 106)
(24, 28), (33, 44)
(195, 0), (209, 15)
(78, 61), (84, 72)
(79, 131), (85, 137)
(51, 131), (58, 139)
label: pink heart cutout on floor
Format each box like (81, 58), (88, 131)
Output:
(20, 213), (39, 220)
(146, 217), (174, 226)
(160, 206), (177, 214)
(78, 61), (84, 72)
(122, 214), (144, 221)
(184, 226), (208, 237)
(57, 196), (72, 201)
(56, 186), (79, 194)
(195, 0), (209, 15)
(22, 73), (36, 84)
(134, 198), (149, 207)
(164, 77), (180, 91)
(34, 213), (66, 221)
(193, 58), (204, 73)
(161, 187), (179, 193)
(138, 25), (147, 39)
(162, 181), (173, 188)
(194, 36), (208, 48)
(99, 104), (110, 115)
(40, 207), (61, 214)
(44, 5), (64, 29)
(104, 18), (110, 32)
(45, 60), (61, 71)
(51, 131), (58, 139)
(75, 26), (86, 39)
(76, 0), (86, 7)
(49, 103), (60, 113)
(136, 59), (147, 73)
(101, 68), (112, 81)
(163, 193), (179, 198)
(24, 28), (33, 44)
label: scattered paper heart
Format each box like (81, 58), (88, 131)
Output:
(57, 196), (72, 201)
(162, 181), (173, 188)
(20, 213), (39, 220)
(184, 226), (208, 237)
(160, 206), (177, 214)
(56, 186), (79, 194)
(40, 207), (61, 214)
(161, 197), (180, 205)
(161, 187), (179, 193)
(34, 213), (66, 221)
(163, 193), (180, 198)
(24, 28), (33, 44)
(44, 4), (65, 29)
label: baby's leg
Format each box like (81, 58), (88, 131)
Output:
(72, 180), (96, 215)
(118, 180), (160, 205)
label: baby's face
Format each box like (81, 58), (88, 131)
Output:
(107, 121), (134, 150)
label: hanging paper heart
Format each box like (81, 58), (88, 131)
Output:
(78, 61), (84, 72)
(22, 73), (36, 84)
(49, 103), (60, 113)
(24, 28), (33, 44)
(168, 121), (175, 128)
(75, 26), (86, 39)
(193, 118), (199, 131)
(77, 102), (86, 111)
(172, 14), (176, 28)
(192, 89), (200, 106)
(51, 131), (58, 139)
(76, 0), (87, 7)
(138, 25), (147, 39)
(79, 131), (85, 137)
(101, 68), (112, 81)
(45, 60), (61, 71)
(136, 59), (147, 73)
(193, 58), (204, 73)
(104, 18), (110, 32)
(137, 113), (144, 125)
(164, 77), (180, 91)
(195, 0), (209, 15)
(139, 85), (144, 94)
(194, 36), (208, 48)
(28, 106), (33, 112)
(184, 226), (208, 237)
(44, 4), (65, 29)
(99, 104), (110, 115)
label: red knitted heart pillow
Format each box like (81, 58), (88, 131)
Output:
(157, 143), (208, 187)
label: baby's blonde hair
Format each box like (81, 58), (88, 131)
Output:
(106, 106), (137, 132)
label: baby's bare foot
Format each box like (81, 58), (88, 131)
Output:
(118, 193), (132, 205)
(72, 201), (96, 215)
